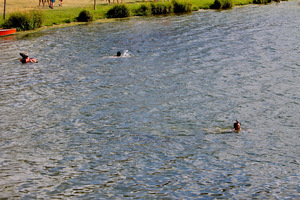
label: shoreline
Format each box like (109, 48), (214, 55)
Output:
(3, 0), (288, 36)
(13, 18), (120, 37)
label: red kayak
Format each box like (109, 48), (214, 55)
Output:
(0, 28), (16, 36)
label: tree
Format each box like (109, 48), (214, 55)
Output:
(3, 0), (6, 20)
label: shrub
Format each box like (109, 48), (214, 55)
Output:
(29, 10), (43, 29)
(150, 2), (172, 15)
(210, 0), (233, 9)
(172, 0), (192, 13)
(63, 19), (72, 23)
(134, 4), (151, 16)
(2, 10), (43, 31)
(106, 4), (131, 18)
(76, 10), (93, 22)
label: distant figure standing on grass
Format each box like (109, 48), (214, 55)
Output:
(49, 0), (55, 9)
(59, 0), (63, 6)
(39, 0), (44, 7)
(39, 0), (49, 7)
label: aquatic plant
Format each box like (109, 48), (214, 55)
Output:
(172, 0), (192, 13)
(150, 2), (172, 15)
(1, 10), (43, 31)
(210, 0), (233, 9)
(106, 4), (131, 18)
(76, 10), (94, 22)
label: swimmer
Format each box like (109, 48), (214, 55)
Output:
(123, 50), (129, 56)
(203, 120), (244, 134)
(116, 51), (122, 57)
(20, 52), (38, 63)
(114, 50), (130, 57)
(233, 120), (241, 132)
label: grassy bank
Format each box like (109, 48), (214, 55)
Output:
(0, 0), (284, 31)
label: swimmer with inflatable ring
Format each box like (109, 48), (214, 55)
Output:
(20, 52), (38, 63)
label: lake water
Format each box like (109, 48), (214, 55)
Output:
(0, 1), (299, 199)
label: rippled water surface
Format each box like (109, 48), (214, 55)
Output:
(1, 1), (300, 199)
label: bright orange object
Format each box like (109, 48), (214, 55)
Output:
(0, 28), (16, 36)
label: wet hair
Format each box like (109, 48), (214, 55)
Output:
(117, 51), (121, 57)
(20, 52), (29, 63)
(233, 120), (240, 130)
(20, 52), (28, 59)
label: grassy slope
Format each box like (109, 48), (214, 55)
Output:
(0, 0), (255, 27)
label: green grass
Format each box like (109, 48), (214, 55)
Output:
(0, 0), (283, 30)
(233, 0), (253, 5)
(42, 5), (110, 26)
(190, 0), (214, 9)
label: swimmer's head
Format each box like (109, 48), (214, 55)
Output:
(116, 51), (121, 57)
(234, 120), (241, 131)
(20, 52), (28, 58)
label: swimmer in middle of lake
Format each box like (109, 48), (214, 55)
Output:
(233, 120), (241, 132)
(114, 50), (130, 57)
(203, 120), (245, 134)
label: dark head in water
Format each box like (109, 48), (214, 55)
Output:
(234, 120), (241, 132)
(116, 51), (121, 57)
(20, 52), (29, 59)
(19, 52), (38, 63)
(20, 52), (29, 63)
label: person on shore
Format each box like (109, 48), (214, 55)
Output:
(39, 0), (45, 7)
(20, 52), (38, 63)
(49, 0), (55, 9)
(233, 120), (241, 132)
(39, 0), (49, 7)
